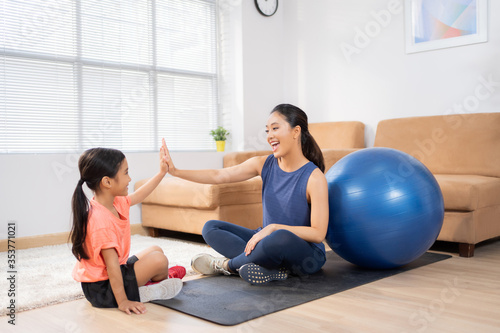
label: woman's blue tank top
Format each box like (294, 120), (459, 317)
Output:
(261, 154), (326, 255)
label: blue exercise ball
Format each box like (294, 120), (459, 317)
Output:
(325, 147), (444, 269)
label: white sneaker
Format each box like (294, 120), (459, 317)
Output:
(139, 278), (182, 302)
(191, 253), (231, 275)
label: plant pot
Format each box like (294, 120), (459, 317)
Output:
(215, 141), (226, 152)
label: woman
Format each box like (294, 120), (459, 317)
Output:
(164, 104), (329, 284)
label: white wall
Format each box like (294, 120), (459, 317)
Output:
(240, 0), (286, 151)
(2, 0), (499, 239)
(0, 152), (223, 238)
(282, 0), (500, 146)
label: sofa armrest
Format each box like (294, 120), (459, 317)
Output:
(136, 176), (262, 209)
(223, 150), (272, 168)
(322, 148), (362, 171)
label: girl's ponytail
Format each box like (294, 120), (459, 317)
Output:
(69, 148), (125, 261)
(71, 179), (90, 260)
(271, 104), (325, 173)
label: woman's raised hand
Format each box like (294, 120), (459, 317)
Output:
(161, 138), (176, 175)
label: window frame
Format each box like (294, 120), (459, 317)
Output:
(0, 0), (219, 154)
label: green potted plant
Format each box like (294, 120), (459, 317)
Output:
(210, 126), (230, 152)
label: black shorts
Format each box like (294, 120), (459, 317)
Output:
(81, 255), (140, 308)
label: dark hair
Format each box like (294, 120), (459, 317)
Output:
(70, 148), (126, 260)
(271, 104), (325, 173)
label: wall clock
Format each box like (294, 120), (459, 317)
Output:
(255, 0), (278, 17)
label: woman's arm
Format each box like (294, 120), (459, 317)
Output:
(303, 168), (330, 242)
(129, 141), (169, 206)
(101, 248), (146, 315)
(244, 169), (329, 255)
(164, 138), (267, 184)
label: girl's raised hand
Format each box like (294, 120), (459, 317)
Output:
(130, 138), (174, 206)
(161, 138), (176, 175)
(160, 138), (169, 175)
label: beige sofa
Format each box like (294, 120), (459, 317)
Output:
(373, 113), (500, 257)
(135, 121), (365, 237)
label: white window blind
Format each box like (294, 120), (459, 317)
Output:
(0, 0), (218, 153)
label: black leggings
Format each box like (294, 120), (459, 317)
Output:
(202, 220), (326, 275)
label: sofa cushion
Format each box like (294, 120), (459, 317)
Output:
(138, 176), (262, 209)
(223, 121), (366, 168)
(435, 174), (500, 211)
(309, 121), (365, 149)
(374, 113), (500, 177)
(322, 149), (360, 172)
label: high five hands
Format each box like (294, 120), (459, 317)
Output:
(160, 138), (176, 175)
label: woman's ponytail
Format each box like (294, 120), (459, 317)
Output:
(70, 179), (90, 260)
(271, 104), (325, 173)
(301, 130), (325, 173)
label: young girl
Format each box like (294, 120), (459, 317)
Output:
(71, 142), (183, 315)
(163, 104), (329, 285)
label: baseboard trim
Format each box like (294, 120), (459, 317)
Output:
(0, 224), (148, 251)
(130, 223), (149, 236)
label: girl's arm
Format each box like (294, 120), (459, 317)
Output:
(244, 169), (329, 255)
(129, 141), (169, 206)
(164, 138), (266, 184)
(101, 248), (146, 315)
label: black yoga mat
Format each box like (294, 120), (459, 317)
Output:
(153, 251), (451, 326)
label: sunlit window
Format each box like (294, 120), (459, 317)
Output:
(0, 0), (218, 153)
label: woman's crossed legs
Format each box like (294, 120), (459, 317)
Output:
(201, 220), (326, 277)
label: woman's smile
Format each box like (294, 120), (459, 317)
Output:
(271, 141), (280, 152)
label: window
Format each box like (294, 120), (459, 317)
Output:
(0, 0), (218, 153)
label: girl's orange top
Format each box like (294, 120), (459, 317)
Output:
(72, 196), (131, 283)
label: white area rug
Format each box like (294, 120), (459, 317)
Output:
(0, 234), (220, 315)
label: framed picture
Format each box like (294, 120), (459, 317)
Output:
(405, 0), (488, 53)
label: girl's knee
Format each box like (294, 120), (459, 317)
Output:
(149, 245), (163, 254)
(149, 251), (169, 271)
(136, 245), (164, 260)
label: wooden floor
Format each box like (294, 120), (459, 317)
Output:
(3, 239), (500, 333)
